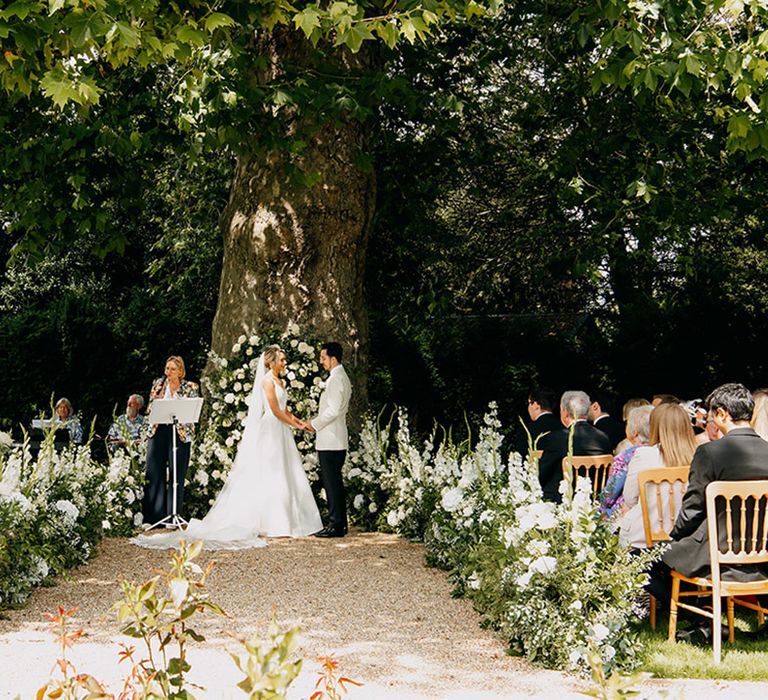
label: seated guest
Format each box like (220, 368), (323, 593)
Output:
(588, 390), (625, 451)
(521, 388), (561, 453)
(752, 388), (768, 441)
(107, 394), (147, 454)
(651, 393), (680, 407)
(686, 398), (723, 445)
(54, 397), (83, 445)
(598, 405), (653, 519)
(618, 403), (697, 549)
(615, 398), (651, 453)
(538, 390), (613, 502)
(647, 383), (768, 615)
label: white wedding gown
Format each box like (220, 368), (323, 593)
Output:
(131, 376), (322, 550)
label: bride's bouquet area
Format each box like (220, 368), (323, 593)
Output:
(0, 433), (111, 607)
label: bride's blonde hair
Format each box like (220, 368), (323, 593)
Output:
(263, 344), (284, 370)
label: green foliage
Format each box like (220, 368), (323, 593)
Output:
(0, 438), (108, 609)
(114, 540), (228, 698)
(571, 0), (768, 156)
(229, 619), (303, 699)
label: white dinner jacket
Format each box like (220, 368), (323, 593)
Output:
(311, 364), (352, 451)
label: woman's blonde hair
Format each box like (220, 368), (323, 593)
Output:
(263, 345), (284, 370)
(649, 403), (697, 467)
(165, 355), (186, 379)
(752, 389), (768, 441)
(623, 397), (651, 421)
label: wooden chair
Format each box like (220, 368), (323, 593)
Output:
(669, 479), (768, 664)
(561, 454), (613, 499)
(637, 466), (690, 628)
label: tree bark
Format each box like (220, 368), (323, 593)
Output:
(209, 33), (375, 418)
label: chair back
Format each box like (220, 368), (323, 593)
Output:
(706, 480), (768, 586)
(561, 454), (613, 499)
(638, 466), (690, 548)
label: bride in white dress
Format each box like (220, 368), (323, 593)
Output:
(131, 345), (323, 550)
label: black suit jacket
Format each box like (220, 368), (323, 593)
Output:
(528, 412), (562, 449)
(539, 420), (613, 502)
(513, 412), (561, 456)
(593, 415), (625, 451)
(663, 427), (768, 578)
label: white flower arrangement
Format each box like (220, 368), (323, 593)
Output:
(341, 402), (655, 673)
(0, 440), (113, 608)
(184, 325), (325, 519)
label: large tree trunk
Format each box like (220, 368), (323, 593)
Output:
(209, 33), (375, 418)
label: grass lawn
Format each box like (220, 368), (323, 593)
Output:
(637, 609), (768, 681)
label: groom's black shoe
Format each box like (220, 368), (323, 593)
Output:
(315, 525), (346, 538)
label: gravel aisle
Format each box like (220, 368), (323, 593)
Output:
(0, 532), (762, 698)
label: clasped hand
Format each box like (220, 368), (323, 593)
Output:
(296, 419), (315, 432)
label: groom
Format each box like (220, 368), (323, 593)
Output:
(307, 341), (352, 538)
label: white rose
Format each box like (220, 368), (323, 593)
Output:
(290, 339), (298, 348)
(232, 343), (242, 354)
(133, 512), (144, 526)
(101, 520), (111, 530)
(249, 335), (259, 345)
(368, 502), (378, 513)
(224, 393), (236, 404)
(353, 494), (364, 510)
(234, 382), (242, 392)
(287, 371), (296, 380)
(386, 510), (399, 527)
(591, 623), (610, 642)
(219, 379), (228, 388)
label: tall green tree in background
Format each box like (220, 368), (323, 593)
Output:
(0, 0), (499, 418)
(368, 0), (768, 424)
(2, 0), (768, 433)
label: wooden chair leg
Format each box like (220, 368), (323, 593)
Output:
(727, 597), (734, 644)
(650, 594), (656, 630)
(713, 594), (722, 664)
(669, 577), (681, 642)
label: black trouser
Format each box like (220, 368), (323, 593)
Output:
(319, 449), (347, 530)
(143, 425), (191, 524)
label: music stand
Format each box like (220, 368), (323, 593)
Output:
(147, 397), (203, 531)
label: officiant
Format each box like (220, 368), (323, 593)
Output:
(142, 356), (199, 526)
